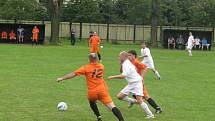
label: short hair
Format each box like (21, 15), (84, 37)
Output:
(89, 53), (98, 61)
(128, 50), (137, 58)
(119, 51), (128, 57)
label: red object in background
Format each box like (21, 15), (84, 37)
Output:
(1, 31), (7, 39)
(9, 31), (16, 40)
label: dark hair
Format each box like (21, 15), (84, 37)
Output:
(128, 50), (137, 58)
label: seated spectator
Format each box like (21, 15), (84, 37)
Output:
(201, 38), (210, 50)
(1, 31), (7, 39)
(168, 36), (175, 49)
(193, 37), (201, 50)
(176, 35), (184, 49)
(9, 30), (16, 43)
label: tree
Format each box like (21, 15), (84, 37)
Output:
(151, 0), (158, 47)
(0, 0), (47, 21)
(48, 0), (63, 44)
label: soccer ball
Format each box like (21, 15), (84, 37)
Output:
(100, 45), (103, 48)
(57, 102), (68, 111)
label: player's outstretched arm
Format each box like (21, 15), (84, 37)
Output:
(57, 72), (76, 82)
(107, 75), (125, 80)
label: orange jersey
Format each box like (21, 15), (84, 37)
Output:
(74, 63), (107, 91)
(89, 35), (100, 46)
(32, 28), (39, 40)
(74, 63), (112, 104)
(131, 58), (147, 76)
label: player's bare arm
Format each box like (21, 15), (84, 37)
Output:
(57, 72), (76, 82)
(107, 75), (125, 80)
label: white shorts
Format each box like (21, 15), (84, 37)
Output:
(187, 44), (193, 50)
(144, 61), (155, 69)
(120, 81), (143, 96)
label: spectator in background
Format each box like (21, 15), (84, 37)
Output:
(32, 26), (40, 45)
(201, 38), (210, 50)
(1, 31), (7, 40)
(176, 35), (184, 50)
(193, 37), (201, 50)
(9, 30), (16, 43)
(70, 29), (76, 46)
(17, 26), (24, 43)
(168, 36), (175, 49)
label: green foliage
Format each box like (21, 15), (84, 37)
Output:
(0, 0), (47, 21)
(0, 0), (215, 26)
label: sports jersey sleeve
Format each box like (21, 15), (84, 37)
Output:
(74, 65), (86, 76)
(137, 62), (147, 70)
(122, 62), (130, 77)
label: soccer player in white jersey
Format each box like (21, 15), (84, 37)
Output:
(186, 32), (194, 56)
(108, 51), (154, 119)
(140, 42), (161, 80)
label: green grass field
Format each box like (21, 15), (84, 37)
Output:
(0, 42), (215, 121)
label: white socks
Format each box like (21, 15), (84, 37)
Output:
(155, 71), (161, 79)
(188, 50), (192, 56)
(140, 102), (153, 116)
(122, 96), (136, 103)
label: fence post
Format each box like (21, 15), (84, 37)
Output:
(133, 24), (136, 43)
(79, 21), (82, 41)
(106, 23), (109, 42)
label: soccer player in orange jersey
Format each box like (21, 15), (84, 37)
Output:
(89, 32), (102, 61)
(32, 26), (39, 45)
(57, 53), (124, 121)
(128, 50), (162, 114)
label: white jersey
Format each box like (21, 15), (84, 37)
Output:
(141, 47), (154, 63)
(188, 35), (194, 46)
(121, 59), (142, 83)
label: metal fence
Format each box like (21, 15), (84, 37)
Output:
(0, 19), (214, 45)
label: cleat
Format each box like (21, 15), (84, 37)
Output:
(97, 116), (102, 121)
(156, 108), (162, 114)
(145, 114), (155, 119)
(128, 101), (134, 108)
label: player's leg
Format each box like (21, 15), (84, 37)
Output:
(88, 92), (102, 121)
(117, 86), (136, 104)
(105, 102), (124, 121)
(143, 86), (162, 113)
(151, 64), (161, 80)
(36, 39), (38, 45)
(21, 36), (24, 43)
(99, 90), (124, 121)
(95, 46), (101, 60)
(89, 101), (102, 121)
(136, 95), (154, 118)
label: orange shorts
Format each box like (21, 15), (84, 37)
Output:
(33, 35), (38, 41)
(90, 45), (100, 53)
(143, 86), (149, 97)
(88, 89), (112, 105)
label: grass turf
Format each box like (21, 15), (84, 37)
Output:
(0, 42), (214, 121)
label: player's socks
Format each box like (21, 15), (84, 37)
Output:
(140, 102), (153, 116)
(97, 53), (101, 60)
(112, 107), (124, 121)
(89, 101), (101, 118)
(188, 50), (192, 56)
(147, 98), (160, 110)
(155, 71), (161, 79)
(122, 96), (136, 103)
